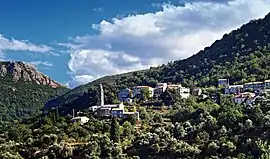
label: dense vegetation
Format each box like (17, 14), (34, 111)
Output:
(46, 13), (270, 112)
(1, 94), (270, 158)
(0, 78), (68, 121)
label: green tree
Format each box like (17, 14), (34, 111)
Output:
(110, 117), (120, 143)
(153, 113), (163, 123)
(256, 140), (270, 159)
(122, 121), (133, 139)
(139, 108), (150, 124)
(141, 88), (150, 101)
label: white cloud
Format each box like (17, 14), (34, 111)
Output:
(68, 49), (146, 76)
(29, 61), (54, 67)
(66, 0), (270, 87)
(0, 34), (52, 53)
(67, 75), (96, 88)
(151, 3), (165, 9)
(93, 7), (104, 12)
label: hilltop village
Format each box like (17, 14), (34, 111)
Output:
(72, 83), (190, 124)
(71, 78), (270, 125)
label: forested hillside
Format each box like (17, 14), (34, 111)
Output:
(45, 13), (270, 113)
(0, 61), (69, 121)
(2, 93), (270, 158)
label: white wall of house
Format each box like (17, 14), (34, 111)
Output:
(81, 117), (89, 124)
(89, 106), (98, 112)
(72, 116), (90, 125)
(149, 87), (154, 97)
(167, 84), (190, 99)
(179, 87), (190, 99)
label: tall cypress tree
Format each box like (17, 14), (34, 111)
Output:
(110, 117), (120, 142)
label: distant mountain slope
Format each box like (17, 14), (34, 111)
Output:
(0, 61), (68, 121)
(45, 12), (270, 113)
(0, 61), (63, 88)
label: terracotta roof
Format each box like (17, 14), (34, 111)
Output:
(123, 112), (138, 115)
(90, 104), (119, 109)
(245, 82), (263, 85)
(253, 82), (263, 84)
(228, 85), (243, 88)
(157, 83), (167, 86)
(112, 108), (124, 111)
(233, 92), (255, 99)
(134, 86), (152, 88)
(167, 84), (181, 88)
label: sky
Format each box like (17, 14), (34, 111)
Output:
(0, 0), (270, 88)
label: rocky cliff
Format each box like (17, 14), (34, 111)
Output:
(0, 61), (62, 88)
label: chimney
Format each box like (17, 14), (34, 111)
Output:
(100, 84), (104, 106)
(72, 109), (75, 118)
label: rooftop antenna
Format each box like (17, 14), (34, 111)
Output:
(100, 84), (104, 106)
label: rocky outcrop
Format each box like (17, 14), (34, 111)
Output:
(0, 61), (62, 88)
(0, 64), (7, 77)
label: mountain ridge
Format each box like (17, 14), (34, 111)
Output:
(0, 61), (69, 121)
(45, 12), (270, 113)
(0, 61), (63, 88)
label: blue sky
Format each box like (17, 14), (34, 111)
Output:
(0, 0), (270, 88)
